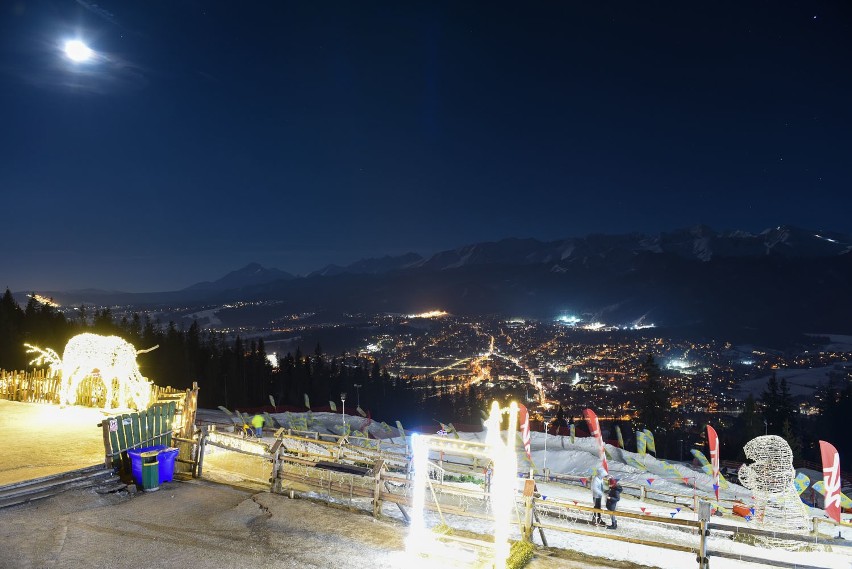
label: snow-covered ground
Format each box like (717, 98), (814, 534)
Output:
(0, 399), (105, 485)
(201, 410), (852, 569)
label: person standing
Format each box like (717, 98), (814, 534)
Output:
(606, 477), (623, 529)
(591, 471), (605, 526)
(251, 414), (265, 438)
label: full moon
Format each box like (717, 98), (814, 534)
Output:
(64, 40), (93, 62)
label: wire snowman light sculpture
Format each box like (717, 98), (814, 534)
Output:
(737, 435), (810, 549)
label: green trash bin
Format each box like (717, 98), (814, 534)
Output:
(141, 450), (160, 492)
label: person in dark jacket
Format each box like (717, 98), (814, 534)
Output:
(605, 477), (623, 529)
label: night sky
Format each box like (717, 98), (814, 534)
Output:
(2, 1), (850, 292)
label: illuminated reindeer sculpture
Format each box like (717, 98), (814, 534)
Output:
(26, 333), (157, 410)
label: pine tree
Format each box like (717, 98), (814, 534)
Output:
(0, 289), (25, 369)
(781, 418), (802, 458)
(636, 354), (671, 429)
(761, 372), (780, 433)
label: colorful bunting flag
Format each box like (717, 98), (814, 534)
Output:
(636, 430), (647, 457)
(644, 429), (656, 454)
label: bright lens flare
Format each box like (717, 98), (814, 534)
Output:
(64, 40), (93, 62)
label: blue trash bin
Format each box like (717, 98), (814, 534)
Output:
(158, 447), (179, 483)
(127, 445), (170, 486)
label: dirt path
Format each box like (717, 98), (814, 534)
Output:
(0, 479), (627, 569)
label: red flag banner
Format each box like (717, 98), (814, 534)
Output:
(707, 425), (720, 501)
(819, 440), (842, 523)
(583, 408), (608, 475)
(518, 404), (532, 461)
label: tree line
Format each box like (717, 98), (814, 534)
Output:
(0, 290), (488, 427)
(628, 355), (851, 471)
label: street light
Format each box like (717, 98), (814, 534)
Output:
(542, 416), (551, 477)
(354, 384), (362, 409)
(340, 392), (347, 428)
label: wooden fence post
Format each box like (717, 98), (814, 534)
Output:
(372, 459), (386, 518)
(269, 438), (283, 492)
(101, 419), (113, 469)
(522, 479), (536, 542)
(196, 425), (208, 478)
(697, 500), (711, 569)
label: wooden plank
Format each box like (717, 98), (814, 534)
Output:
(119, 413), (133, 468)
(533, 520), (698, 554)
(153, 405), (162, 446)
(144, 407), (153, 445)
(540, 499), (701, 528)
(135, 411), (148, 447)
(144, 408), (153, 446)
(707, 522), (850, 547)
(166, 401), (176, 446)
(707, 549), (829, 569)
(103, 419), (115, 469)
(131, 412), (142, 449)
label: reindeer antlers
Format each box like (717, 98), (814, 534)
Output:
(24, 343), (62, 368)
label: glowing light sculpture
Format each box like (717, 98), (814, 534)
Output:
(738, 435), (810, 549)
(26, 333), (156, 410)
(406, 401), (519, 568)
(485, 400), (519, 568)
(406, 433), (430, 558)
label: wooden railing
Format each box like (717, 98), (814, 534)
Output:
(194, 429), (851, 569)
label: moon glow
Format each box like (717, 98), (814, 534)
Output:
(64, 40), (94, 62)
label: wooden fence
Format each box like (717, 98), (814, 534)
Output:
(193, 428), (852, 569)
(0, 368), (188, 410)
(101, 402), (176, 475)
(0, 369), (62, 404)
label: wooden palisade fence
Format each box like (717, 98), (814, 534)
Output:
(0, 369), (62, 404)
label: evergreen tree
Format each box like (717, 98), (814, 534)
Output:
(761, 373), (780, 433)
(762, 373), (797, 435)
(0, 289), (24, 369)
(737, 393), (765, 435)
(781, 418), (802, 459)
(635, 354), (671, 429)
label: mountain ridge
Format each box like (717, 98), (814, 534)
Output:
(16, 225), (852, 341)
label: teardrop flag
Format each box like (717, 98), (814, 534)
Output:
(819, 440), (842, 523)
(707, 424), (721, 501)
(583, 408), (608, 475)
(518, 404), (532, 462)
